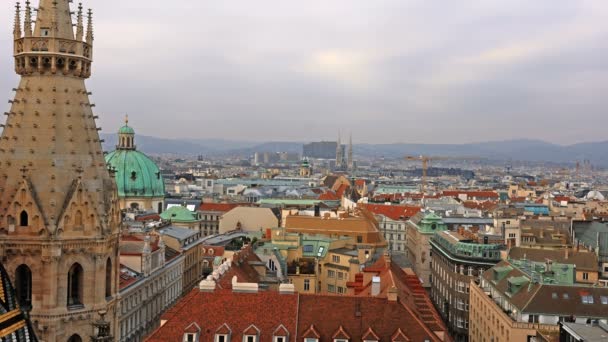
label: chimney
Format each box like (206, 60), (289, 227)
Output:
(371, 276), (381, 297)
(387, 286), (398, 302)
(279, 284), (295, 294)
(199, 279), (216, 292)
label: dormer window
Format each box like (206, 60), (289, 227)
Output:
(304, 339), (318, 342)
(274, 337), (287, 342)
(244, 336), (257, 342)
(215, 335), (229, 342)
(183, 333), (197, 342)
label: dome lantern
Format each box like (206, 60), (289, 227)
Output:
(117, 114), (136, 150)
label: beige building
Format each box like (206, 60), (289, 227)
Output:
(284, 210), (387, 248)
(406, 213), (447, 287)
(219, 207), (279, 234)
(0, 1), (121, 340)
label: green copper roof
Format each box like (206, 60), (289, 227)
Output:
(105, 149), (165, 198)
(118, 125), (135, 135)
(160, 205), (199, 223)
(416, 213), (448, 234)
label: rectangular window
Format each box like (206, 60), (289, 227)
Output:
(528, 315), (539, 323)
(332, 255), (340, 263)
(245, 336), (255, 342)
(274, 338), (285, 342)
(327, 270), (336, 278)
(582, 295), (594, 304)
(215, 335), (227, 342)
(601, 296), (608, 305)
(583, 273), (589, 280)
(304, 279), (310, 291)
(337, 272), (344, 280)
(337, 286), (345, 294)
(184, 333), (196, 342)
(303, 245), (314, 253)
(328, 284), (336, 293)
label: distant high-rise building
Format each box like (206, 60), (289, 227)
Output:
(1, 1), (121, 340)
(347, 133), (354, 171)
(302, 141), (338, 159)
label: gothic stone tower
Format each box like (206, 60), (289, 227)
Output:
(0, 1), (121, 341)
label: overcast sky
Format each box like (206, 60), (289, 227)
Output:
(1, 0), (608, 144)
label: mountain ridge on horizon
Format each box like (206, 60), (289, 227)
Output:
(100, 133), (608, 166)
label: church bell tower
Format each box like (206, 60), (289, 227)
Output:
(0, 1), (121, 341)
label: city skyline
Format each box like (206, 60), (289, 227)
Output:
(1, 0), (608, 145)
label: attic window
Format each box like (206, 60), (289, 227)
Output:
(183, 333), (197, 342)
(131, 171), (137, 180)
(215, 335), (228, 342)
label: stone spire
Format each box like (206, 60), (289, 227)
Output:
(75, 2), (84, 42)
(34, 0), (75, 39)
(86, 8), (94, 45)
(13, 2), (21, 39)
(24, 0), (32, 37)
(1, 1), (120, 339)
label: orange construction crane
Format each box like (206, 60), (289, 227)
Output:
(405, 155), (480, 193)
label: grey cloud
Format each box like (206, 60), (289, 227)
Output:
(1, 0), (608, 144)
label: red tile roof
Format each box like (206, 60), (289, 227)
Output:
(318, 190), (340, 201)
(146, 289), (299, 342)
(199, 202), (249, 212)
(335, 184), (349, 198)
(362, 204), (422, 221)
(297, 294), (441, 341)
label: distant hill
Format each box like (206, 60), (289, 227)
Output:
(100, 134), (608, 166)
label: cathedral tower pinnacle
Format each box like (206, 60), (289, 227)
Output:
(1, 1), (120, 341)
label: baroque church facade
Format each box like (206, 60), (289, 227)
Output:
(0, 1), (120, 341)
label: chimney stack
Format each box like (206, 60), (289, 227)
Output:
(371, 276), (381, 297)
(279, 284), (295, 294)
(387, 286), (398, 302)
(199, 279), (216, 292)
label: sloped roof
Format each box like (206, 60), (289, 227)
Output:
(362, 204), (422, 221)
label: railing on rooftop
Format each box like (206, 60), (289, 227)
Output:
(432, 233), (504, 261)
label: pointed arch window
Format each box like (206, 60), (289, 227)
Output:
(105, 258), (113, 299)
(15, 264), (32, 311)
(67, 263), (84, 307)
(19, 210), (28, 226)
(67, 334), (82, 342)
(75, 210), (83, 227)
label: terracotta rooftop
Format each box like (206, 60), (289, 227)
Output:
(199, 202), (250, 212)
(362, 204), (422, 221)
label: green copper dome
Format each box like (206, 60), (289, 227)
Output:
(105, 149), (165, 198)
(118, 125), (135, 135)
(160, 205), (199, 223)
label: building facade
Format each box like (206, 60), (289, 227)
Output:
(118, 235), (183, 342)
(469, 259), (608, 342)
(430, 230), (503, 342)
(406, 213), (448, 287)
(0, 1), (121, 340)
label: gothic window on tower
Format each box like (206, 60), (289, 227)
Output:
(15, 264), (32, 311)
(67, 263), (84, 307)
(105, 258), (112, 299)
(19, 210), (28, 227)
(41, 28), (50, 37)
(75, 210), (83, 227)
(67, 334), (83, 342)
